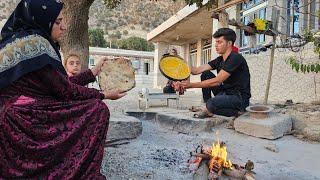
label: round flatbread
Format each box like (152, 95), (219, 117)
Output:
(98, 57), (135, 92)
(159, 55), (190, 81)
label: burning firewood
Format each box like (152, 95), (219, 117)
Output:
(189, 139), (256, 180)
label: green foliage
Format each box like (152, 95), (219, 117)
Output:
(315, 45), (320, 55)
(109, 31), (122, 40)
(285, 56), (320, 73)
(303, 29), (315, 42)
(117, 36), (155, 51)
(303, 29), (320, 56)
(88, 28), (107, 47)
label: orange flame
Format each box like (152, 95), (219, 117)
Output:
(208, 131), (232, 171)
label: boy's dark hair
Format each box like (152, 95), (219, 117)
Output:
(213, 28), (236, 45)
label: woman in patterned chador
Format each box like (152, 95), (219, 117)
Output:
(0, 0), (125, 179)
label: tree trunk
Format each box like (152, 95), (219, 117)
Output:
(60, 0), (95, 70)
(218, 0), (229, 28)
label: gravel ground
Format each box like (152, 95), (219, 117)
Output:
(101, 120), (320, 180)
(101, 89), (320, 180)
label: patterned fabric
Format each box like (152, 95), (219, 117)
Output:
(0, 65), (108, 179)
(0, 34), (60, 73)
(0, 0), (66, 89)
(0, 0), (110, 179)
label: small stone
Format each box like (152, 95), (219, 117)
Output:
(264, 143), (279, 153)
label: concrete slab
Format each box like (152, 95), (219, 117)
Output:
(155, 112), (219, 133)
(107, 114), (142, 140)
(234, 112), (292, 140)
(125, 107), (230, 134)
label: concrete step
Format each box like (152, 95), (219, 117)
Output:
(125, 108), (232, 134)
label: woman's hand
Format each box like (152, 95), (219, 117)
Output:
(104, 89), (127, 100)
(91, 57), (109, 76)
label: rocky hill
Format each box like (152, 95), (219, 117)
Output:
(0, 0), (186, 40)
(89, 0), (186, 40)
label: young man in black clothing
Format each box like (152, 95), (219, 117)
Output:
(175, 28), (251, 117)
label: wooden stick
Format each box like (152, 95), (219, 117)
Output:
(213, 0), (248, 12)
(211, 14), (279, 36)
(190, 152), (212, 160)
(217, 0), (229, 28)
(264, 35), (276, 104)
(104, 141), (130, 147)
(193, 160), (209, 180)
(105, 137), (135, 144)
(223, 168), (246, 178)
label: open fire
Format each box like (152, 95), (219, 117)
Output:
(209, 141), (232, 172)
(188, 132), (255, 179)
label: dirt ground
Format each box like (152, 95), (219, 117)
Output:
(101, 90), (320, 179)
(101, 120), (320, 180)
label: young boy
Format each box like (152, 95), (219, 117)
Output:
(64, 54), (82, 77)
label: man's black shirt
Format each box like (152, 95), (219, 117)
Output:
(208, 52), (251, 99)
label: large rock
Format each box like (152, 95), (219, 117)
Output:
(107, 114), (142, 140)
(285, 108), (320, 141)
(303, 126), (320, 142)
(234, 112), (292, 140)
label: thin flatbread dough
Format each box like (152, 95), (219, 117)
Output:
(159, 55), (190, 81)
(98, 57), (135, 92)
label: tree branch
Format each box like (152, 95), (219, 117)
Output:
(212, 0), (248, 12)
(211, 13), (279, 36)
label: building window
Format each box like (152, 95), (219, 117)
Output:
(89, 57), (95, 66)
(189, 51), (197, 67)
(202, 39), (211, 65)
(240, 0), (266, 11)
(309, 0), (316, 30)
(240, 16), (249, 47)
(189, 43), (197, 67)
(202, 47), (211, 65)
(144, 62), (150, 75)
(287, 0), (301, 35)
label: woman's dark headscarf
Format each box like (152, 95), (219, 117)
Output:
(0, 0), (67, 89)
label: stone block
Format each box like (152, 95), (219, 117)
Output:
(234, 112), (292, 140)
(107, 114), (142, 140)
(156, 112), (227, 134)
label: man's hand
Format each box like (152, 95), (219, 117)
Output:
(172, 81), (182, 91)
(104, 89), (127, 100)
(91, 57), (109, 76)
(180, 80), (191, 89)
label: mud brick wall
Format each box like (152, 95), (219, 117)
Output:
(244, 43), (320, 103)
